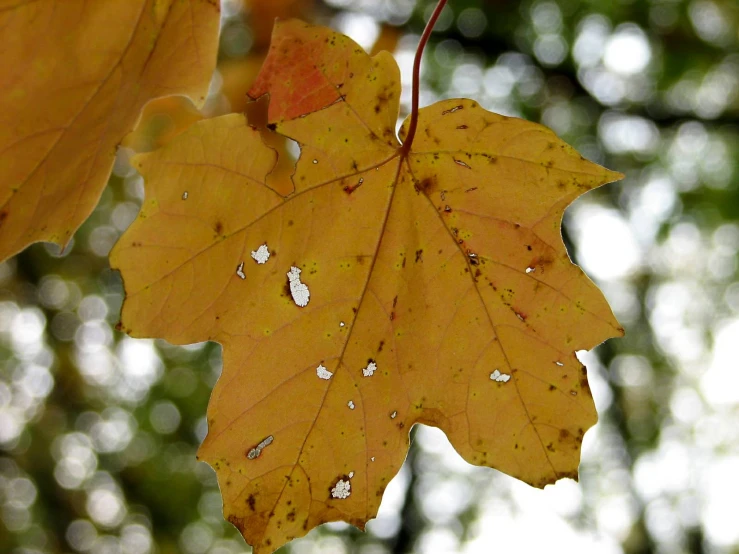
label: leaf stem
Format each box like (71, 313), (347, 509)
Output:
(400, 0), (448, 156)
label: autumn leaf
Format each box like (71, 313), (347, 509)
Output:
(0, 0), (220, 261)
(110, 19), (623, 554)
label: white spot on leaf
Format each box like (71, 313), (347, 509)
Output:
(555, 361), (564, 367)
(236, 262), (246, 280)
(390, 411), (397, 419)
(490, 369), (511, 383)
(251, 244), (270, 264)
(454, 158), (470, 168)
(370, 457), (375, 462)
(339, 321), (345, 327)
(312, 159), (318, 164)
(287, 266), (310, 307)
(348, 471), (354, 478)
(331, 478), (351, 499)
(526, 267), (535, 274)
(362, 361), (377, 377)
(182, 191), (188, 200)
(246, 435), (274, 460)
(347, 400), (355, 410)
(316, 364), (333, 380)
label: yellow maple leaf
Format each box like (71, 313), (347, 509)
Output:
(111, 19), (623, 554)
(0, 0), (220, 261)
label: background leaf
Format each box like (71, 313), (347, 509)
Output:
(0, 0), (220, 261)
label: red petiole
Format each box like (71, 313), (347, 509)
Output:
(400, 0), (449, 156)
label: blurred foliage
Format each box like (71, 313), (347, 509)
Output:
(1, 0), (737, 553)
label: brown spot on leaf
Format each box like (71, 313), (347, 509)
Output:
(415, 176), (437, 195)
(227, 514), (245, 532)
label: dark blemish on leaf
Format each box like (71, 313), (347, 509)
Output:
(282, 279), (291, 298)
(402, 256), (406, 268)
(465, 187), (478, 192)
(287, 510), (296, 522)
(227, 515), (245, 532)
(378, 340), (385, 353)
(343, 178), (363, 195)
(0, 211), (7, 226)
(549, 385), (556, 391)
(559, 429), (571, 440)
(214, 221), (223, 234)
(374, 104), (381, 113)
(267, 123), (277, 131)
(444, 205), (452, 212)
(415, 249), (423, 263)
(247, 494), (256, 511)
(287, 220), (294, 227)
(527, 245), (533, 251)
(392, 296), (398, 309)
(390, 312), (395, 321)
(457, 125), (468, 129)
(547, 442), (555, 452)
(415, 176), (437, 195)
